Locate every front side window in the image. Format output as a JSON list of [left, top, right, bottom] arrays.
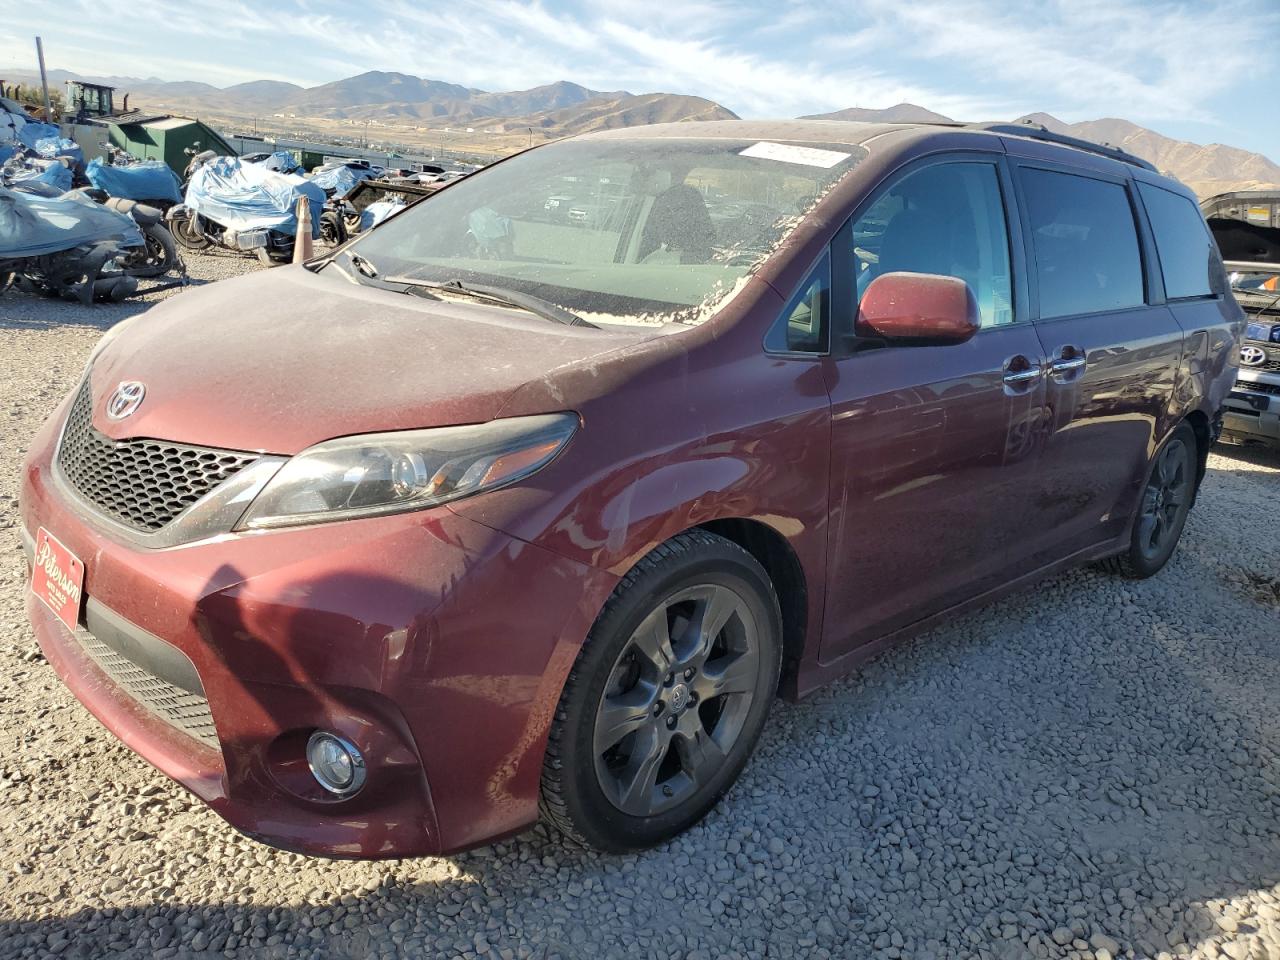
[[1020, 168, 1145, 319], [1137, 182, 1220, 299], [347, 137, 865, 326], [765, 252, 829, 353], [853, 161, 1013, 328]]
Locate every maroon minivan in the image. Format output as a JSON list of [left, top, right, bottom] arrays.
[[21, 120, 1242, 856]]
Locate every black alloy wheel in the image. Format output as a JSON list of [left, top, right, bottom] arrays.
[[593, 581, 761, 818], [540, 531, 781, 851], [1098, 422, 1198, 579]]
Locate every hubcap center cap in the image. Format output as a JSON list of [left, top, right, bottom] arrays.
[[669, 683, 691, 713]]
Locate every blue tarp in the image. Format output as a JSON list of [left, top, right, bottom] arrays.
[[310, 164, 375, 197], [8, 161, 73, 193], [85, 157, 183, 203], [359, 198, 406, 232], [0, 186, 143, 257], [186, 156, 326, 238], [258, 151, 302, 174], [16, 120, 60, 150], [34, 137, 83, 165]]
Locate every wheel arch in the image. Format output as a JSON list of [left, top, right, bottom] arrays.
[[694, 517, 810, 699], [1181, 409, 1211, 501]]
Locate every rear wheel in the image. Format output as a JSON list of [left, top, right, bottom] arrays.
[[124, 223, 179, 278], [540, 531, 781, 852], [320, 210, 346, 246], [1098, 422, 1197, 579]]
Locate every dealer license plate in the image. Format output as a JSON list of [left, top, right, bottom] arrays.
[[30, 527, 85, 633]]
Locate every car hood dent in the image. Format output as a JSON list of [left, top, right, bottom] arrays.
[[88, 266, 662, 453]]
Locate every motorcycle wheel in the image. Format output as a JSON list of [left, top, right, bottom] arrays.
[[126, 223, 180, 279], [320, 211, 346, 246], [171, 217, 212, 252]]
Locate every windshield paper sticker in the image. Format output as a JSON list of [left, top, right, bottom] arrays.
[[739, 141, 851, 168]]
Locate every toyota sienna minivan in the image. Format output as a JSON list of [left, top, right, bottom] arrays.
[[21, 120, 1242, 857]]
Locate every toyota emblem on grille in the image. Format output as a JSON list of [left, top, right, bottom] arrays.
[[1240, 345, 1267, 367], [106, 381, 146, 420]]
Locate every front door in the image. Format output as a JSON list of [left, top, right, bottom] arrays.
[[820, 155, 1049, 662]]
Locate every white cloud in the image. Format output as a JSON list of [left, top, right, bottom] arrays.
[[0, 0, 1275, 138]]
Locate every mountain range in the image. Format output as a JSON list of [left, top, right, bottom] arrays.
[[8, 67, 1278, 195], [800, 103, 1280, 197]]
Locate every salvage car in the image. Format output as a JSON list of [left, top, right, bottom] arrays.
[[1204, 191, 1280, 447], [20, 120, 1242, 857]]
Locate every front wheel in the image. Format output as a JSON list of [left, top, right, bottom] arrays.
[[170, 216, 211, 252], [540, 531, 781, 851], [1098, 422, 1197, 579]]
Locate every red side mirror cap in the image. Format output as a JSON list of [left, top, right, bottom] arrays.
[[855, 272, 980, 345]]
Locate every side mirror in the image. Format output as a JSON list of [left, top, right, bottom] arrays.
[[855, 272, 980, 345]]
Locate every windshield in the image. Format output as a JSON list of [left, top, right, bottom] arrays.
[[346, 136, 865, 325]]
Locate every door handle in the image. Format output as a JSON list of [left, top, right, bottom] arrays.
[[1050, 347, 1087, 381], [1002, 357, 1043, 387]]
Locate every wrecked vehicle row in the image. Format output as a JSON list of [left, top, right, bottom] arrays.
[[1209, 192, 1280, 448]]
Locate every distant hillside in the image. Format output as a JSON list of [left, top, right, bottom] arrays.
[[470, 81, 628, 119], [806, 102, 1280, 197], [5, 67, 733, 144], [802, 103, 952, 123], [1013, 113, 1280, 197], [220, 79, 304, 111], [528, 93, 738, 136], [12, 65, 1278, 195]]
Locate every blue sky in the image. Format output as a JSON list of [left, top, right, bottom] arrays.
[[2, 0, 1278, 161]]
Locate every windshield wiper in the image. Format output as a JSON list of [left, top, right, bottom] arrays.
[[349, 252, 380, 279], [386, 276, 595, 328]]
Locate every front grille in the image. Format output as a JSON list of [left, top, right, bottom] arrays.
[[1237, 379, 1280, 397], [57, 382, 258, 532], [72, 627, 219, 749]]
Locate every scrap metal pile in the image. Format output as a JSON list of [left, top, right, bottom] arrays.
[[0, 97, 180, 302]]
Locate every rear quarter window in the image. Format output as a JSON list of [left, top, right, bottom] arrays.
[[1020, 168, 1145, 319], [1137, 182, 1221, 299]]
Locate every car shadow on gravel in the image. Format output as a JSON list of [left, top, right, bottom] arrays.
[[5, 501, 1280, 957]]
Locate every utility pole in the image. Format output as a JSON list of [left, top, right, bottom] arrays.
[[34, 36, 52, 121]]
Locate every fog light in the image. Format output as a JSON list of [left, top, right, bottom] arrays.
[[306, 731, 366, 797]]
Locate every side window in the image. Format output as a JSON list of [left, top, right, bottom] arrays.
[[1137, 182, 1221, 299], [765, 252, 829, 354], [853, 161, 1013, 328], [1020, 168, 1145, 318]]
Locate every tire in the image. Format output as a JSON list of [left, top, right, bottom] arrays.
[[171, 216, 211, 252], [540, 530, 782, 852], [320, 210, 346, 246], [1097, 422, 1198, 579], [125, 223, 179, 278]]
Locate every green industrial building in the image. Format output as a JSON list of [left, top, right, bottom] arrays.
[[104, 114, 234, 173], [62, 80, 233, 176]]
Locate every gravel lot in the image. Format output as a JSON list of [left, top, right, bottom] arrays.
[[2, 255, 1280, 960]]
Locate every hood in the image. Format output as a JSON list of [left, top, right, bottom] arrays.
[[87, 266, 661, 454]]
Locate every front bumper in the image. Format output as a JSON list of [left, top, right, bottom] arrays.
[[20, 397, 618, 857], [1222, 369, 1280, 448]]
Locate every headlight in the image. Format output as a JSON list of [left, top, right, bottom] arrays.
[[236, 413, 577, 530]]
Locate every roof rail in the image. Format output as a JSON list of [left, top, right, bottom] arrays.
[[966, 120, 1157, 172]]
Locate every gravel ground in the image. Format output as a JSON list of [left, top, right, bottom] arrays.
[[2, 259, 1280, 960]]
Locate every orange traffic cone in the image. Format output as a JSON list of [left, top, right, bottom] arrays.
[[293, 195, 314, 264]]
